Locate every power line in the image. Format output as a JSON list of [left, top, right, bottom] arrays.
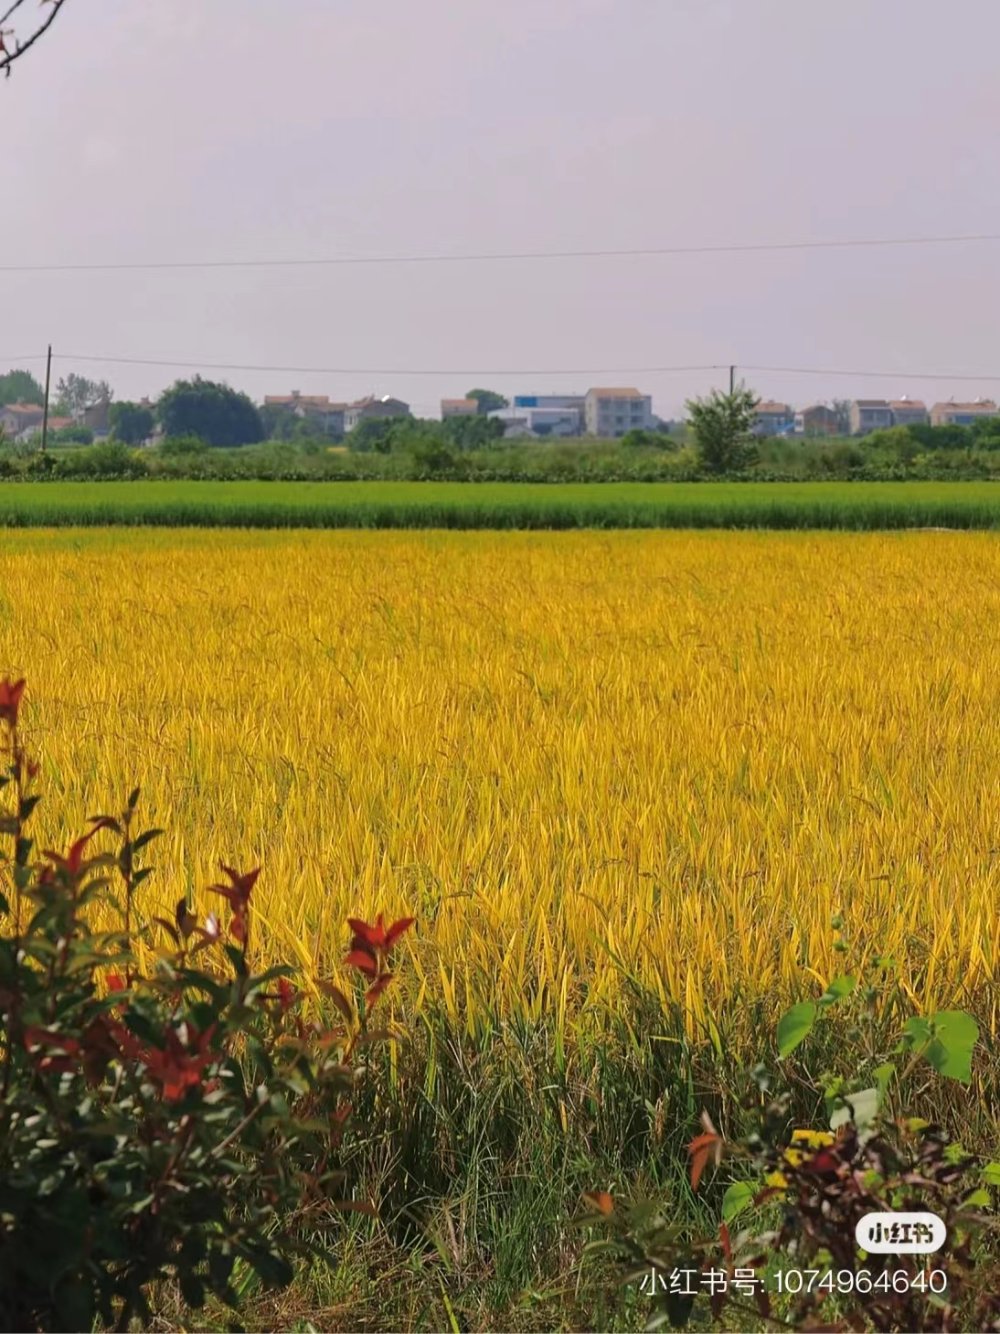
[[3, 230, 1000, 274], [50, 351, 1000, 382], [743, 363, 1000, 383], [55, 353, 726, 377]]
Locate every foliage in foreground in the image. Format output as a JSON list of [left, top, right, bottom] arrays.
[[0, 677, 413, 1331], [586, 967, 999, 1331]]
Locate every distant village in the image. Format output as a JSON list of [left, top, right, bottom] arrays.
[[0, 380, 997, 446]]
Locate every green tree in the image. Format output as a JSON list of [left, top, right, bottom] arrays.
[[0, 369, 44, 407], [440, 414, 506, 449], [109, 401, 156, 445], [345, 415, 414, 454], [54, 373, 112, 418], [830, 399, 852, 434], [465, 388, 508, 415], [686, 385, 759, 474], [908, 421, 969, 451], [157, 377, 264, 447]]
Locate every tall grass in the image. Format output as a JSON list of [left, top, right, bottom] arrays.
[[6, 526, 999, 1329], [3, 527, 998, 1038], [2, 479, 1000, 528]]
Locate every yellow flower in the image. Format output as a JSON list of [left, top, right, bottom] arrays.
[[782, 1147, 806, 1167], [765, 1171, 789, 1189], [791, 1129, 836, 1149]]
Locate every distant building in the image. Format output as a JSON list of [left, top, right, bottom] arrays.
[[441, 398, 479, 419], [489, 400, 583, 438], [753, 400, 794, 437], [890, 397, 929, 427], [849, 399, 893, 435], [930, 398, 999, 427], [0, 403, 44, 436], [583, 388, 653, 437], [343, 395, 411, 432], [794, 404, 839, 437], [81, 397, 111, 437], [264, 391, 347, 436]]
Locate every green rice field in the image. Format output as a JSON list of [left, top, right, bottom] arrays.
[[1, 479, 1000, 528]]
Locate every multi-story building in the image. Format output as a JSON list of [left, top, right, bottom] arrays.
[[753, 400, 794, 436], [441, 398, 479, 419], [930, 399, 999, 427], [264, 392, 348, 436], [583, 388, 653, 437], [343, 395, 411, 432], [890, 397, 929, 427], [849, 399, 894, 435], [794, 404, 839, 437]]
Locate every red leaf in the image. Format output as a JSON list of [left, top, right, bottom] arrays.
[[210, 865, 260, 910], [317, 980, 355, 1019], [688, 1130, 722, 1191], [0, 677, 25, 727], [582, 1190, 615, 1217], [347, 915, 387, 950], [364, 973, 395, 1007], [720, 1221, 733, 1261], [384, 915, 415, 947], [344, 948, 378, 978]]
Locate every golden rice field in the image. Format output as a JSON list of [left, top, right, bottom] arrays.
[[2, 528, 999, 1045]]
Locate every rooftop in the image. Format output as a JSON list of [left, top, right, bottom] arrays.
[[264, 393, 333, 407], [755, 400, 792, 414], [0, 402, 44, 416], [587, 387, 644, 399]]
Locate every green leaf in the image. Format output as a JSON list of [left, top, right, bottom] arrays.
[[983, 1162, 1000, 1187], [963, 1188, 991, 1208], [777, 1001, 817, 1057], [818, 975, 856, 1008], [829, 1086, 879, 1135], [872, 1062, 896, 1094], [721, 1180, 755, 1222], [906, 1010, 979, 1083]]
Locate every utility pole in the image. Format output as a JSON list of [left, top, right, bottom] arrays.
[[40, 345, 52, 453], [729, 364, 736, 394]]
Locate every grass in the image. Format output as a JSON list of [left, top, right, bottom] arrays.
[[3, 479, 1000, 527], [4, 526, 999, 1328]]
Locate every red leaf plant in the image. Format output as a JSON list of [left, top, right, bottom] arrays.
[[344, 913, 415, 1008], [0, 676, 26, 729], [207, 864, 261, 946]]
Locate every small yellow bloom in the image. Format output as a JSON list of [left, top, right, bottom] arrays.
[[782, 1147, 806, 1167], [791, 1129, 836, 1149], [765, 1171, 789, 1189]]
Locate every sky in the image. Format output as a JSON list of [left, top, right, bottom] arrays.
[[2, 0, 1000, 419]]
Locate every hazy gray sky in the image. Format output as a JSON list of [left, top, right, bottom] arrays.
[[4, 0, 1000, 417]]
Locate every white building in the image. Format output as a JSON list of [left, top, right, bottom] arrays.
[[583, 388, 654, 437]]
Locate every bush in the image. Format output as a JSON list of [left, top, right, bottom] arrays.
[[56, 441, 147, 479], [585, 936, 997, 1331], [158, 434, 209, 458], [0, 678, 413, 1331], [51, 425, 94, 446]]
